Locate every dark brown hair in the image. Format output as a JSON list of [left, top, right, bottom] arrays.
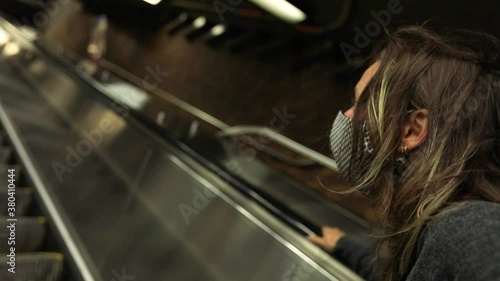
[[350, 26, 500, 280]]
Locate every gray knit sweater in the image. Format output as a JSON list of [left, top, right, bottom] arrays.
[[332, 201, 500, 281]]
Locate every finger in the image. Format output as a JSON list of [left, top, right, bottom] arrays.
[[321, 226, 331, 234], [307, 235, 327, 248], [322, 226, 339, 235]]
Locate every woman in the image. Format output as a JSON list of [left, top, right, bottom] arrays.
[[308, 26, 500, 281]]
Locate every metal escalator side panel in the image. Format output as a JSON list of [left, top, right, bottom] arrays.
[[0, 17, 364, 281]]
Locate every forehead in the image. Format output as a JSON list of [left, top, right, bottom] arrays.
[[354, 61, 380, 100]]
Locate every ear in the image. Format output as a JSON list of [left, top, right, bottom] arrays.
[[401, 109, 429, 152]]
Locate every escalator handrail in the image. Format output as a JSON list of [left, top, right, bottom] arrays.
[[216, 125, 338, 171], [94, 59, 340, 172]]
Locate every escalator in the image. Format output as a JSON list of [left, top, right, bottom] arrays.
[[0, 17, 367, 281], [0, 130, 66, 280]]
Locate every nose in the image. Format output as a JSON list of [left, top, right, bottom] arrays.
[[343, 107, 354, 118]]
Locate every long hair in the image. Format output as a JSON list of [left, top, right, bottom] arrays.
[[348, 26, 500, 280]]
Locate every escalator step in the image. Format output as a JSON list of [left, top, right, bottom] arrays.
[[0, 131, 6, 145], [0, 164, 23, 182], [0, 146, 13, 163], [0, 216, 46, 252], [0, 252, 64, 281], [0, 188, 33, 217]]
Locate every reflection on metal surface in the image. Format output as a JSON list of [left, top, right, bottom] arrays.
[[3, 42, 19, 56], [98, 60, 230, 129], [28, 59, 47, 75], [87, 15, 108, 61], [166, 153, 340, 278], [80, 109, 127, 144], [0, 16, 366, 281], [156, 111, 166, 125], [0, 28, 8, 45], [76, 59, 98, 76], [217, 126, 339, 171], [18, 26, 38, 41], [97, 59, 339, 171], [0, 55, 362, 281], [188, 120, 199, 139], [0, 105, 98, 281], [104, 82, 149, 110]]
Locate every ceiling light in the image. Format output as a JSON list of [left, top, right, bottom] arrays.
[[249, 0, 306, 23], [143, 0, 161, 5], [193, 17, 207, 29], [210, 25, 226, 37]]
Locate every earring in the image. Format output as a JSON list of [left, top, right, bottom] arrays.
[[395, 145, 410, 177], [400, 146, 408, 155]]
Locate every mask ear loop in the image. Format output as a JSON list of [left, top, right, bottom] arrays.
[[395, 147, 409, 177]]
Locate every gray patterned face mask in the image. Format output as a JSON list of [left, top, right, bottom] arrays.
[[329, 111, 374, 185]]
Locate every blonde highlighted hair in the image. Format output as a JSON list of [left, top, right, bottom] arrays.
[[348, 26, 500, 280]]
